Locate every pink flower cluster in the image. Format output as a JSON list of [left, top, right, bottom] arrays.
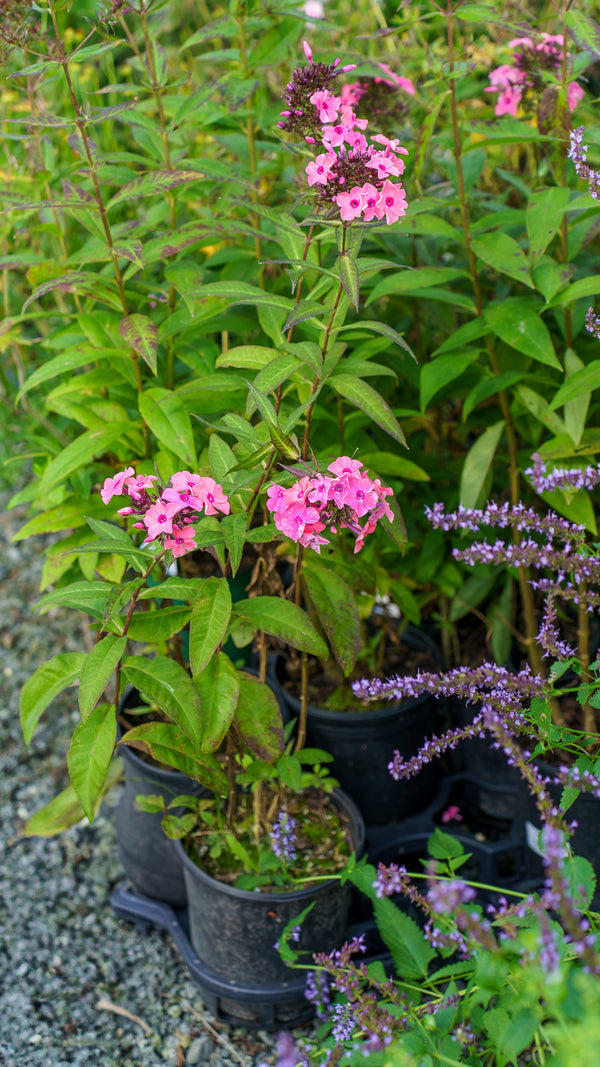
[[266, 456, 394, 554], [101, 467, 230, 558], [487, 34, 583, 117], [280, 44, 408, 226]]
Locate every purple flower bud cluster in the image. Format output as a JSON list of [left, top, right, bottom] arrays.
[[272, 1032, 308, 1067], [330, 1002, 356, 1041], [304, 969, 331, 1018], [586, 307, 600, 341], [269, 810, 297, 864], [526, 452, 600, 494], [568, 127, 600, 200], [538, 596, 575, 659]]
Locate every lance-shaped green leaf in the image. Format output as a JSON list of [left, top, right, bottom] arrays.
[[122, 656, 203, 746], [243, 377, 278, 428], [139, 387, 196, 466], [119, 722, 229, 793], [119, 314, 158, 374], [216, 345, 282, 370], [336, 320, 416, 360], [22, 271, 122, 312], [338, 252, 360, 309], [126, 605, 192, 643], [233, 673, 285, 762], [189, 578, 232, 677], [24, 758, 123, 837], [67, 702, 117, 822], [302, 561, 360, 677], [233, 597, 328, 657], [485, 300, 561, 370], [21, 652, 86, 744], [221, 514, 247, 577], [565, 8, 600, 57], [420, 352, 480, 411], [107, 170, 204, 209], [460, 420, 506, 508], [472, 232, 533, 288], [139, 576, 209, 601], [38, 423, 133, 495], [78, 635, 127, 719], [35, 581, 113, 621], [329, 374, 407, 447], [526, 187, 570, 260], [194, 653, 240, 752]]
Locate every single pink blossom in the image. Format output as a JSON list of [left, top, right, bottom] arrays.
[[305, 152, 336, 186], [495, 85, 523, 117], [441, 805, 463, 824], [143, 499, 185, 541], [124, 474, 158, 500], [374, 180, 407, 225], [359, 182, 379, 222], [377, 64, 415, 95], [164, 524, 198, 558], [334, 186, 363, 221], [101, 467, 135, 505], [328, 456, 363, 477], [309, 89, 341, 123], [568, 82, 584, 112], [191, 477, 230, 516]]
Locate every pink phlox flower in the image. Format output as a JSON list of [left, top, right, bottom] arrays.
[[328, 456, 364, 477], [359, 182, 379, 222], [371, 134, 409, 154], [170, 471, 203, 492], [164, 524, 198, 558], [306, 474, 333, 505], [306, 152, 336, 186], [334, 186, 364, 221], [124, 473, 158, 500], [344, 474, 380, 517], [374, 180, 408, 224], [266, 483, 288, 514], [568, 82, 584, 112], [275, 501, 322, 540], [377, 64, 416, 95], [366, 150, 403, 179], [486, 64, 525, 91], [143, 498, 185, 541], [353, 518, 378, 554], [508, 36, 534, 50], [441, 805, 463, 824], [321, 122, 348, 148], [303, 0, 324, 17], [495, 85, 523, 117], [101, 467, 135, 505], [309, 89, 341, 123], [340, 82, 363, 107], [303, 40, 313, 63], [339, 104, 368, 130], [162, 486, 199, 508], [299, 530, 330, 553], [343, 129, 368, 151], [191, 477, 230, 516]]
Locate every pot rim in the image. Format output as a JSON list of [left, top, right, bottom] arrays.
[[174, 787, 364, 903]]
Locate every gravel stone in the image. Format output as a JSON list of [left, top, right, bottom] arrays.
[[186, 1035, 214, 1064]]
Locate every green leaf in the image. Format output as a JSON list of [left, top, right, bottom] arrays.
[[428, 827, 466, 860], [463, 371, 525, 421], [38, 423, 133, 495], [126, 606, 192, 643], [139, 576, 208, 601], [122, 656, 203, 746], [139, 387, 196, 466], [22, 272, 122, 312], [338, 252, 360, 309], [366, 266, 468, 304], [548, 275, 600, 307], [563, 348, 590, 448], [413, 89, 450, 186], [233, 673, 284, 762], [302, 561, 360, 676], [359, 452, 429, 481], [515, 385, 565, 436], [329, 374, 407, 447], [375, 898, 435, 978], [20, 652, 86, 744], [35, 581, 112, 621], [221, 513, 247, 576], [16, 346, 127, 403], [216, 345, 281, 370], [107, 170, 204, 209], [119, 315, 158, 374], [233, 597, 328, 657], [194, 653, 240, 752], [460, 420, 505, 508], [336, 319, 416, 360], [565, 8, 600, 57], [277, 753, 303, 791], [420, 352, 480, 411], [526, 187, 571, 259], [67, 702, 117, 822], [24, 758, 123, 836], [485, 300, 561, 370], [78, 636, 127, 719], [119, 723, 228, 792], [472, 232, 533, 288], [189, 578, 232, 677]]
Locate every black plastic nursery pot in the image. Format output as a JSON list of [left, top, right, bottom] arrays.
[[115, 689, 207, 907], [279, 629, 443, 827], [175, 788, 365, 990], [446, 696, 529, 821]]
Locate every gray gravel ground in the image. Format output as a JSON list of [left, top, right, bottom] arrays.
[[0, 494, 315, 1067]]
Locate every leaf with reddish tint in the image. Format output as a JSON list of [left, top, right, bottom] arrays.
[[233, 673, 284, 762]]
